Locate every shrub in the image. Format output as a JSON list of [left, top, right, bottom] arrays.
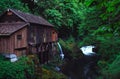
[[0, 56, 34, 79], [42, 67, 68, 79], [98, 54, 120, 79]]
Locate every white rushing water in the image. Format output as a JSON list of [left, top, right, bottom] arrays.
[[57, 42, 64, 60], [80, 45, 96, 55]]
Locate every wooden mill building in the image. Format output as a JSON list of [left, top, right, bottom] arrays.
[[0, 9, 58, 63]]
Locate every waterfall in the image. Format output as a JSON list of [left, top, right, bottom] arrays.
[[80, 45, 96, 56], [57, 42, 64, 60], [80, 45, 98, 79]]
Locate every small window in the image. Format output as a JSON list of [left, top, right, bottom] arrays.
[[53, 31, 55, 34], [17, 35, 22, 40]]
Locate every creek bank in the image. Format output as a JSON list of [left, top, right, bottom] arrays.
[[60, 46, 100, 79]]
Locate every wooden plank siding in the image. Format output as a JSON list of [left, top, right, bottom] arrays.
[[0, 27, 27, 56], [14, 27, 27, 56], [28, 25, 55, 44], [0, 37, 10, 53], [14, 27, 27, 49], [41, 27, 58, 43], [0, 25, 57, 56], [51, 29, 58, 42]]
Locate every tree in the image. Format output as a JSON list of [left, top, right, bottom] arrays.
[[88, 0, 120, 38], [0, 56, 34, 79], [77, 4, 101, 39], [0, 0, 30, 14]]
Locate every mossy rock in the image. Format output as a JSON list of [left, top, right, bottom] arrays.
[[42, 68, 68, 79]]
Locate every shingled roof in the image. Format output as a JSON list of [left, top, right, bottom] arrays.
[[8, 9, 53, 26], [0, 23, 28, 36], [0, 9, 54, 36]]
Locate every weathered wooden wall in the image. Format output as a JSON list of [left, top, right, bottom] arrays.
[[0, 27, 27, 56], [0, 37, 10, 53], [51, 29, 58, 42], [28, 24, 58, 44], [14, 27, 27, 56], [28, 25, 45, 44], [14, 27, 27, 49], [27, 25, 58, 63]]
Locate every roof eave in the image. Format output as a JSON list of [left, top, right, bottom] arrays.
[[0, 23, 29, 36], [9, 9, 28, 23], [0, 34, 10, 36], [10, 23, 28, 35], [30, 22, 54, 27]]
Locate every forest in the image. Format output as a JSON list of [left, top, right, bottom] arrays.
[[0, 0, 120, 79]]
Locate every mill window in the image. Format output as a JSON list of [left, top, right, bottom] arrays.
[[17, 35, 22, 40], [53, 32, 55, 34]]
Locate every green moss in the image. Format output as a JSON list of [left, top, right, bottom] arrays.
[[42, 68, 68, 79]]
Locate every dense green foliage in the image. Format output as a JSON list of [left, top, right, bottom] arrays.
[[0, 56, 34, 79], [42, 66, 68, 79], [98, 54, 120, 79], [0, 0, 30, 14]]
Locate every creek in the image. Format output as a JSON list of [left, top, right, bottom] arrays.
[[57, 45, 100, 79]]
